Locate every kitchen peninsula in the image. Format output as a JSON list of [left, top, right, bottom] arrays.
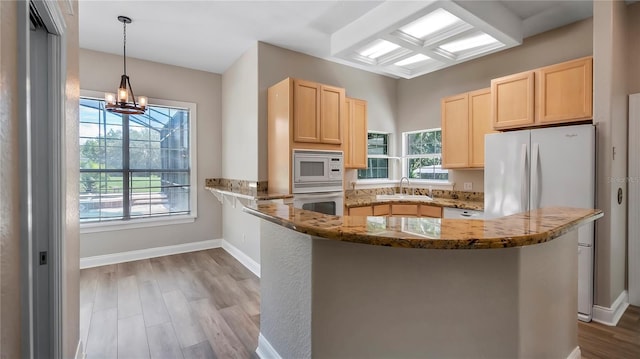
[[244, 203, 602, 359]]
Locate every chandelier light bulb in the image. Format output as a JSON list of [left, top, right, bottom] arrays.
[[105, 93, 116, 105], [118, 88, 128, 103]]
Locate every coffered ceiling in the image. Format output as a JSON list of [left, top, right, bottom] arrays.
[[79, 0, 593, 78]]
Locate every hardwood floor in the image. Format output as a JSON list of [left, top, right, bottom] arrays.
[[579, 305, 640, 359], [80, 249, 259, 359], [81, 249, 640, 358]]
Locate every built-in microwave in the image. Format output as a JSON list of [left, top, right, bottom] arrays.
[[292, 150, 343, 193]]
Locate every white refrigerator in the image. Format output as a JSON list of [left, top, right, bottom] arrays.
[[484, 124, 595, 322]]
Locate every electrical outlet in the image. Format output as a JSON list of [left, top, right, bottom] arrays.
[[463, 182, 473, 191]]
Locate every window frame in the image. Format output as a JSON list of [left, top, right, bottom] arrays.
[[79, 90, 198, 233], [402, 128, 450, 183], [357, 130, 392, 181]]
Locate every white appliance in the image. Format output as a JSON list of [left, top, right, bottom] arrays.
[[484, 124, 595, 322], [292, 150, 344, 216], [293, 191, 344, 216], [292, 150, 343, 193]]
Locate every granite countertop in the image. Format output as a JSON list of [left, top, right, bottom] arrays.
[[205, 185, 293, 201], [344, 195, 484, 211], [243, 203, 602, 249]]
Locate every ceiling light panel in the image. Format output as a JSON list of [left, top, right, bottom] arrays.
[[358, 39, 400, 59], [399, 8, 465, 40], [394, 54, 431, 67], [439, 32, 501, 53]]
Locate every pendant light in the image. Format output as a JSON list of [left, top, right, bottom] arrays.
[[105, 16, 147, 115]]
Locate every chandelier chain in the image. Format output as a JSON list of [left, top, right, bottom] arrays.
[[123, 19, 127, 76]]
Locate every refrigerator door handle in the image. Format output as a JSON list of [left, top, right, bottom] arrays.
[[520, 143, 528, 212], [531, 143, 539, 209]]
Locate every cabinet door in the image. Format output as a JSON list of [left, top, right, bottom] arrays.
[[344, 98, 353, 167], [349, 206, 373, 216], [419, 205, 442, 218], [491, 71, 535, 129], [293, 79, 321, 143], [442, 93, 469, 168], [319, 85, 344, 144], [373, 204, 390, 216], [391, 204, 418, 216], [468, 88, 493, 168], [350, 99, 368, 169], [536, 57, 592, 124]]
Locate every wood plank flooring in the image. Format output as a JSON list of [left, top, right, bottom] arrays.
[[80, 249, 259, 359], [579, 304, 640, 359], [81, 249, 640, 359]]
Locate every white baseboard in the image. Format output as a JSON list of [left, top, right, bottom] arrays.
[[256, 333, 282, 359], [80, 239, 223, 269], [222, 240, 261, 278], [592, 290, 629, 326], [566, 346, 581, 359]]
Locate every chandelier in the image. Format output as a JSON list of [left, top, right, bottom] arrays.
[[105, 16, 147, 115]]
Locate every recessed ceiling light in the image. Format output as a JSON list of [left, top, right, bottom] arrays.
[[395, 54, 430, 67], [358, 39, 400, 59], [439, 32, 501, 53], [400, 8, 464, 40]]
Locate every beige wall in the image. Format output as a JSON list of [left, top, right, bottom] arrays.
[[629, 3, 640, 95], [397, 18, 593, 191], [220, 44, 261, 263], [222, 44, 259, 181], [257, 42, 398, 181], [62, 1, 81, 356], [79, 49, 222, 257], [592, 0, 630, 308], [0, 1, 22, 357]]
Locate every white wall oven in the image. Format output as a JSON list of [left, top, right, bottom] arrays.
[[292, 150, 344, 216]]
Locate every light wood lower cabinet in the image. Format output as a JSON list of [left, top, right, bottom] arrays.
[[348, 206, 373, 216], [419, 205, 443, 218], [348, 203, 442, 218], [391, 204, 419, 216], [373, 204, 390, 216]]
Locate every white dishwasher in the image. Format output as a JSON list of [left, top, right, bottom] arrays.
[[443, 207, 484, 219]]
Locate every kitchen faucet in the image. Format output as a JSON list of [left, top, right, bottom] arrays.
[[399, 177, 411, 195]]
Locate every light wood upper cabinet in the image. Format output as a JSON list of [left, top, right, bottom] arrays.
[[442, 88, 492, 169], [491, 71, 535, 130], [536, 57, 593, 124], [344, 97, 368, 169], [292, 79, 344, 145], [319, 85, 345, 144], [293, 79, 321, 143], [268, 78, 344, 194], [490, 56, 593, 130], [441, 93, 469, 168], [468, 88, 493, 168]]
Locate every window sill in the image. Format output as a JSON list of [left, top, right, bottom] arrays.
[[80, 214, 196, 234]]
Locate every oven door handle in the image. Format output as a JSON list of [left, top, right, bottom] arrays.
[[294, 192, 343, 200]]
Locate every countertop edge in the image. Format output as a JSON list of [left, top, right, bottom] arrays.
[[243, 205, 603, 250]]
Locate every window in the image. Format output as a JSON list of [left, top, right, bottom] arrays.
[[357, 132, 390, 179], [79, 96, 197, 224], [403, 129, 448, 181]]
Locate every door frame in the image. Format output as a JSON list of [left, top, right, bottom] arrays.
[[19, 0, 68, 358]]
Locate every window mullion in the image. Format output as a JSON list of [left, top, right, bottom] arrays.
[[123, 114, 131, 219]]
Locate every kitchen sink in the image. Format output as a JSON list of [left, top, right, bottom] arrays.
[[375, 194, 433, 201]]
